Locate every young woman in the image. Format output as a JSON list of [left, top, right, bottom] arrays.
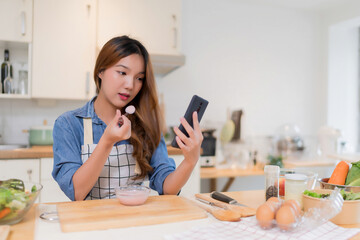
[[52, 36, 203, 201]]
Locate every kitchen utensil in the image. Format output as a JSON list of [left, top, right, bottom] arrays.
[[319, 177, 360, 193], [195, 194, 229, 209], [29, 125, 53, 146], [56, 195, 207, 233], [196, 193, 256, 217], [114, 185, 150, 206], [210, 191, 248, 207], [118, 105, 135, 126], [220, 120, 235, 143], [194, 199, 241, 222]]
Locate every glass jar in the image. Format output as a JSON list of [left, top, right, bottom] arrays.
[[284, 173, 308, 208], [264, 165, 280, 200]]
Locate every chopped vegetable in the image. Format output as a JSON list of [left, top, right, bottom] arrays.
[[345, 160, 360, 186], [328, 161, 349, 185], [304, 190, 360, 201], [0, 208, 11, 219], [0, 179, 37, 222], [303, 190, 330, 198], [340, 190, 360, 200]]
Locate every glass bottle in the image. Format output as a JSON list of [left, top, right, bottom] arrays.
[[3, 63, 13, 94], [1, 49, 13, 93], [264, 165, 280, 200]]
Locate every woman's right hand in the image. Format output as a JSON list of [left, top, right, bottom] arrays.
[[103, 109, 131, 144]]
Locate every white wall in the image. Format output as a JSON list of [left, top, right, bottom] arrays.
[[0, 1, 338, 151], [319, 1, 360, 151], [157, 0, 326, 140], [0, 99, 86, 144]]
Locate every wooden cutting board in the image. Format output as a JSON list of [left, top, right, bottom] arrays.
[[56, 195, 207, 233]]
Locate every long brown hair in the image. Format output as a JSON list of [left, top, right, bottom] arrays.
[[94, 36, 162, 179]]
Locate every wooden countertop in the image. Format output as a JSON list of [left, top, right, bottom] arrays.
[[0, 146, 54, 159], [8, 190, 360, 240], [0, 145, 183, 159], [200, 167, 264, 179]]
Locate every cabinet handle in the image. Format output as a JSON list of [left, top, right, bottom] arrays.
[[21, 11, 26, 36], [172, 15, 177, 49], [85, 72, 90, 95], [27, 169, 32, 182]]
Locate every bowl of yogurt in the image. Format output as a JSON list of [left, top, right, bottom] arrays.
[[115, 185, 150, 206]]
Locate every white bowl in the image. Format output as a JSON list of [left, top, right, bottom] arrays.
[[115, 185, 150, 206]]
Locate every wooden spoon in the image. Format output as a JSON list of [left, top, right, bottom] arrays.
[[195, 193, 256, 217], [193, 200, 241, 222]]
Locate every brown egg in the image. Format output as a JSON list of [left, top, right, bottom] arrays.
[[267, 197, 280, 203], [276, 205, 297, 231], [283, 199, 301, 216], [256, 202, 276, 229], [267, 197, 282, 210]]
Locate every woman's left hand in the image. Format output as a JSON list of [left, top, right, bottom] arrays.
[[173, 111, 203, 165]]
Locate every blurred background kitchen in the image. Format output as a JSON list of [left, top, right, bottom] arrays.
[[1, 0, 360, 201]]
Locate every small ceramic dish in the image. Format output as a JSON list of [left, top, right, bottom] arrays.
[[114, 185, 150, 206]]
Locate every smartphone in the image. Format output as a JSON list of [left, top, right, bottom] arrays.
[[171, 95, 209, 148]]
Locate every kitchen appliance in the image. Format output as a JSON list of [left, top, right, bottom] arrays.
[[200, 129, 216, 167], [274, 124, 305, 159]]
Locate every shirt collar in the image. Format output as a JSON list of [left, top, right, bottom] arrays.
[[73, 96, 103, 124]]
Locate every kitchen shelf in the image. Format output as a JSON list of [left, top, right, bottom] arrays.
[[0, 94, 30, 99]]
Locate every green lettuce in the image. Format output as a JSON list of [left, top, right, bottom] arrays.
[[345, 160, 360, 185], [340, 189, 360, 200]]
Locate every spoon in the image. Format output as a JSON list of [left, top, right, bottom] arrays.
[[193, 199, 241, 222], [118, 105, 136, 126]]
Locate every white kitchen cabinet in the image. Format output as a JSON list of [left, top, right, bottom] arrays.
[[0, 159, 40, 183], [31, 0, 97, 100], [98, 0, 182, 55], [0, 0, 33, 43], [40, 158, 70, 203]]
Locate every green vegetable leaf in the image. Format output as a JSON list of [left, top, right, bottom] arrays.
[[345, 160, 360, 185], [31, 185, 37, 193]]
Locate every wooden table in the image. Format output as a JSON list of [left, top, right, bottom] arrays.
[[200, 167, 264, 192], [7, 190, 360, 240], [201, 159, 338, 192]]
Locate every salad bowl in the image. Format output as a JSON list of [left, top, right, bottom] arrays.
[[0, 179, 42, 225]]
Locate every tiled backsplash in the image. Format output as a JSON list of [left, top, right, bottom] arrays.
[[0, 98, 87, 145]]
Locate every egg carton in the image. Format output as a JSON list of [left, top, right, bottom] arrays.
[[256, 189, 343, 232]]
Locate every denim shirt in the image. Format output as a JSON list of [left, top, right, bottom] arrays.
[[52, 97, 176, 201]]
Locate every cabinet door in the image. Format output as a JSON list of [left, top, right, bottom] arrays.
[[32, 0, 96, 100], [98, 0, 181, 55], [40, 158, 69, 203], [0, 0, 33, 42], [0, 159, 40, 183]]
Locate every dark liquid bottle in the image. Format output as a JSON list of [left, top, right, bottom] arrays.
[[1, 49, 13, 93]]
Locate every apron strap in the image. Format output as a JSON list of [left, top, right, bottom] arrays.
[[83, 118, 93, 145]]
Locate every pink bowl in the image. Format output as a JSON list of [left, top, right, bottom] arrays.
[[115, 185, 150, 206]]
